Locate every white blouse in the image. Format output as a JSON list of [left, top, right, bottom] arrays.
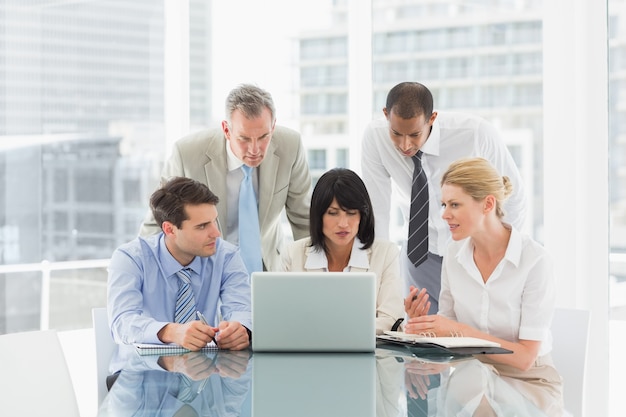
[[438, 226, 556, 356]]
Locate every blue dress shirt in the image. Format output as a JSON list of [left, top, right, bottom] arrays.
[[107, 233, 252, 347]]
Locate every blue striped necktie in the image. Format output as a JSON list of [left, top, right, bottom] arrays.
[[407, 151, 429, 267], [238, 165, 263, 274], [175, 268, 196, 323]]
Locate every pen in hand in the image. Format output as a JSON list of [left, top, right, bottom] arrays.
[[196, 311, 219, 346], [196, 310, 209, 326]]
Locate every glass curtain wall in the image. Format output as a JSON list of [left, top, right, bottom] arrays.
[[0, 0, 167, 332], [1, 0, 619, 331]]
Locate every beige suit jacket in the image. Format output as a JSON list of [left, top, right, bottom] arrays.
[[139, 125, 312, 272], [282, 238, 405, 334]]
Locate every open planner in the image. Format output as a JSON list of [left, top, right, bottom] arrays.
[[377, 331, 513, 355]]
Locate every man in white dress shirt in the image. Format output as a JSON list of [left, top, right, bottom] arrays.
[[361, 81, 527, 314]]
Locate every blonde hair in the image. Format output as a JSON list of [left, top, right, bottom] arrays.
[[441, 157, 513, 219]]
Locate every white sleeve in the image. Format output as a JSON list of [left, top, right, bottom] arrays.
[[361, 124, 393, 240]]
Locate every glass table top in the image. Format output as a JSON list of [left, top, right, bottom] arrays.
[[98, 342, 555, 417]]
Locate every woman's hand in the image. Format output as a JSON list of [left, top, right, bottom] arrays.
[[404, 286, 431, 319], [404, 314, 460, 336]]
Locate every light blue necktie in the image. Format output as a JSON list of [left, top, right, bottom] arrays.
[[238, 165, 263, 274], [175, 268, 197, 324]]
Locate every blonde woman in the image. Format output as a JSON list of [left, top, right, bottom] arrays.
[[405, 157, 563, 416]]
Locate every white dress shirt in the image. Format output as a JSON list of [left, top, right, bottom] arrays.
[[439, 226, 555, 356], [361, 112, 527, 256], [302, 237, 369, 271]]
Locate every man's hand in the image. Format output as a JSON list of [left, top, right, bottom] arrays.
[[214, 350, 251, 378], [214, 321, 250, 350], [157, 321, 218, 350], [158, 352, 217, 380]]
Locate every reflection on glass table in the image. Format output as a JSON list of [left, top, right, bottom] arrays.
[[252, 352, 376, 417], [98, 346, 556, 417], [381, 345, 555, 417], [98, 350, 252, 417]]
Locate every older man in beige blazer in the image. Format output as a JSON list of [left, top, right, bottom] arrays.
[[140, 84, 311, 272]]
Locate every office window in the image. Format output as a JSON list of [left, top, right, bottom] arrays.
[[307, 149, 327, 170], [479, 55, 510, 77], [511, 21, 542, 44], [413, 59, 441, 80], [449, 27, 475, 49], [513, 83, 542, 107], [479, 85, 511, 107], [300, 37, 347, 60], [446, 57, 473, 79], [477, 23, 508, 46], [512, 51, 543, 75], [301, 65, 347, 87], [0, 0, 166, 332], [446, 86, 475, 108], [373, 62, 409, 83], [336, 148, 349, 168]]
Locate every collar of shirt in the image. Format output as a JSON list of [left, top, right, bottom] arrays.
[[420, 112, 441, 157], [303, 237, 370, 270], [157, 233, 203, 278], [455, 223, 522, 272], [225, 138, 246, 172]]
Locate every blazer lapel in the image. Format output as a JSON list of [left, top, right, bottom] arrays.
[[203, 136, 229, 233]]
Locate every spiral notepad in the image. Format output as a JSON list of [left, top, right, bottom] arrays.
[[134, 342, 219, 356]]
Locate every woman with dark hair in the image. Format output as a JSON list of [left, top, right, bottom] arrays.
[[282, 168, 404, 334]]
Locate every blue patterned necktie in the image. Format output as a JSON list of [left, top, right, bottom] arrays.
[[175, 268, 196, 323], [407, 151, 429, 267], [238, 165, 263, 274]]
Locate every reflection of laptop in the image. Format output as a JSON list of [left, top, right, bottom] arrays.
[[252, 353, 376, 417], [251, 271, 376, 352]]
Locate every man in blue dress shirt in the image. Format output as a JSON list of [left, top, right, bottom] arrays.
[[108, 176, 252, 362]]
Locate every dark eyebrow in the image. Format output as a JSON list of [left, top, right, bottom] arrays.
[[391, 128, 421, 136], [194, 218, 216, 229], [238, 132, 271, 141]]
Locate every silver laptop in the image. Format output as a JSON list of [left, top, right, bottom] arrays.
[[251, 271, 376, 352]]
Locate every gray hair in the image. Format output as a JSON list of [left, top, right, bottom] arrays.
[[225, 84, 276, 124]]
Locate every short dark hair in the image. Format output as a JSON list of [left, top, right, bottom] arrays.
[[150, 177, 219, 230], [309, 168, 375, 253], [385, 81, 434, 120]]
